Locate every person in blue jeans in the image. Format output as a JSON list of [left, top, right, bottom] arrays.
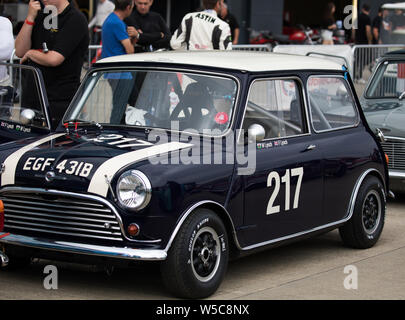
[[102, 0, 139, 123]]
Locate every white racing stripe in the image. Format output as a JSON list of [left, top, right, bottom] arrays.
[[1, 133, 66, 186], [87, 142, 193, 197]]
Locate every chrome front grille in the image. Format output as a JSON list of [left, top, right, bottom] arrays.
[[381, 139, 405, 171], [1, 191, 124, 242]]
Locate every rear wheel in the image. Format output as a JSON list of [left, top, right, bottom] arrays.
[[339, 176, 385, 249], [160, 208, 229, 299]]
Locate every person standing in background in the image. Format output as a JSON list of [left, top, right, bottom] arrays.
[[380, 8, 392, 44], [0, 16, 14, 85], [321, 2, 336, 45], [88, 0, 115, 49], [101, 0, 138, 123], [391, 9, 405, 31], [15, 0, 89, 128], [353, 3, 372, 45], [101, 0, 138, 58], [220, 2, 239, 45], [124, 0, 171, 52], [0, 15, 15, 112], [372, 7, 382, 44], [353, 4, 372, 83], [171, 0, 232, 51]]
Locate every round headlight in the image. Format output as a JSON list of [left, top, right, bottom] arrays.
[[116, 170, 151, 211]]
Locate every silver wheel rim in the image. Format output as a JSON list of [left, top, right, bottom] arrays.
[[362, 190, 382, 235], [190, 226, 221, 283]]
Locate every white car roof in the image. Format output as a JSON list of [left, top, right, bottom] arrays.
[[97, 51, 343, 72], [382, 2, 405, 9]]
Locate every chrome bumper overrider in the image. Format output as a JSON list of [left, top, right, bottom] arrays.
[[389, 170, 405, 179], [0, 232, 167, 261]]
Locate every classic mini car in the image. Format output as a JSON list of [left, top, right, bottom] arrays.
[[0, 51, 388, 298], [361, 50, 405, 193]]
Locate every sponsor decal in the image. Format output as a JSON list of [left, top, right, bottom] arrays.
[[257, 140, 288, 150], [1, 121, 31, 133]]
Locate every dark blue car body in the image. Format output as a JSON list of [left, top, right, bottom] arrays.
[[0, 52, 388, 298]]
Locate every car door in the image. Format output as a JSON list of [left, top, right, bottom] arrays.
[[307, 75, 363, 224], [239, 76, 324, 248], [0, 62, 51, 143]]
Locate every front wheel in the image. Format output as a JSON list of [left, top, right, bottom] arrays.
[[160, 208, 229, 299], [339, 176, 385, 249]]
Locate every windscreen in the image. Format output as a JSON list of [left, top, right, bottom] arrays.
[[65, 69, 238, 135]]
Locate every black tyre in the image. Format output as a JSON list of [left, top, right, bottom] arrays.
[[339, 176, 385, 249], [160, 208, 229, 299]]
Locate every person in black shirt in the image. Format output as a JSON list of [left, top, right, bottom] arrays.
[[220, 2, 239, 45], [372, 7, 383, 44], [354, 4, 372, 45], [15, 0, 89, 129], [124, 0, 171, 52], [353, 4, 372, 82], [391, 9, 405, 31]]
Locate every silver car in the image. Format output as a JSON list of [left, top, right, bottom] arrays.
[[361, 50, 405, 193]]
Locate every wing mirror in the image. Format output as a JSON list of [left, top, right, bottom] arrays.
[[20, 109, 36, 125], [376, 128, 386, 143], [248, 124, 265, 143]]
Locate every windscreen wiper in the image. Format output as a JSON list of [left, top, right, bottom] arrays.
[[399, 92, 405, 101]]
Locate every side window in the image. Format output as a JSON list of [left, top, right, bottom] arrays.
[[307, 77, 359, 132], [242, 79, 307, 140], [0, 64, 48, 128]]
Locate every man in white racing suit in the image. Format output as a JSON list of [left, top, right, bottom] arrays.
[[170, 0, 232, 51]]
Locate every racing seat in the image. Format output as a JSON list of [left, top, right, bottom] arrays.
[[290, 99, 302, 126], [170, 82, 213, 130]]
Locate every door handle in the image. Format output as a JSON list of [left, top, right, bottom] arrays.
[[304, 144, 316, 152]]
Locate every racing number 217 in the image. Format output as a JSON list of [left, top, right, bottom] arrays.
[[267, 167, 304, 215]]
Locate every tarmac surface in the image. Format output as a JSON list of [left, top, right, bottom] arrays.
[[0, 194, 404, 300]]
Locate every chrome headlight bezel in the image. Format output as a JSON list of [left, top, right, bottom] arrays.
[[116, 170, 152, 211]]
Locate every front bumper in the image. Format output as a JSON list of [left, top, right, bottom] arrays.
[[390, 170, 405, 179], [0, 232, 167, 261], [389, 170, 405, 193]]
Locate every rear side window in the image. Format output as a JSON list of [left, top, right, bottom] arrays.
[[242, 79, 307, 140], [307, 77, 359, 132]]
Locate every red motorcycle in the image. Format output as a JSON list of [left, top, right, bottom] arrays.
[[250, 25, 322, 46]]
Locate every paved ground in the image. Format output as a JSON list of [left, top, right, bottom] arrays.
[[1, 194, 404, 300]]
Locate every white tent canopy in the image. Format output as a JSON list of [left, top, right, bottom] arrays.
[[382, 2, 405, 10]]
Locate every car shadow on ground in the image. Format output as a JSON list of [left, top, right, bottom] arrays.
[[4, 232, 345, 299], [388, 192, 405, 205], [1, 232, 344, 299], [3, 193, 401, 300]]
